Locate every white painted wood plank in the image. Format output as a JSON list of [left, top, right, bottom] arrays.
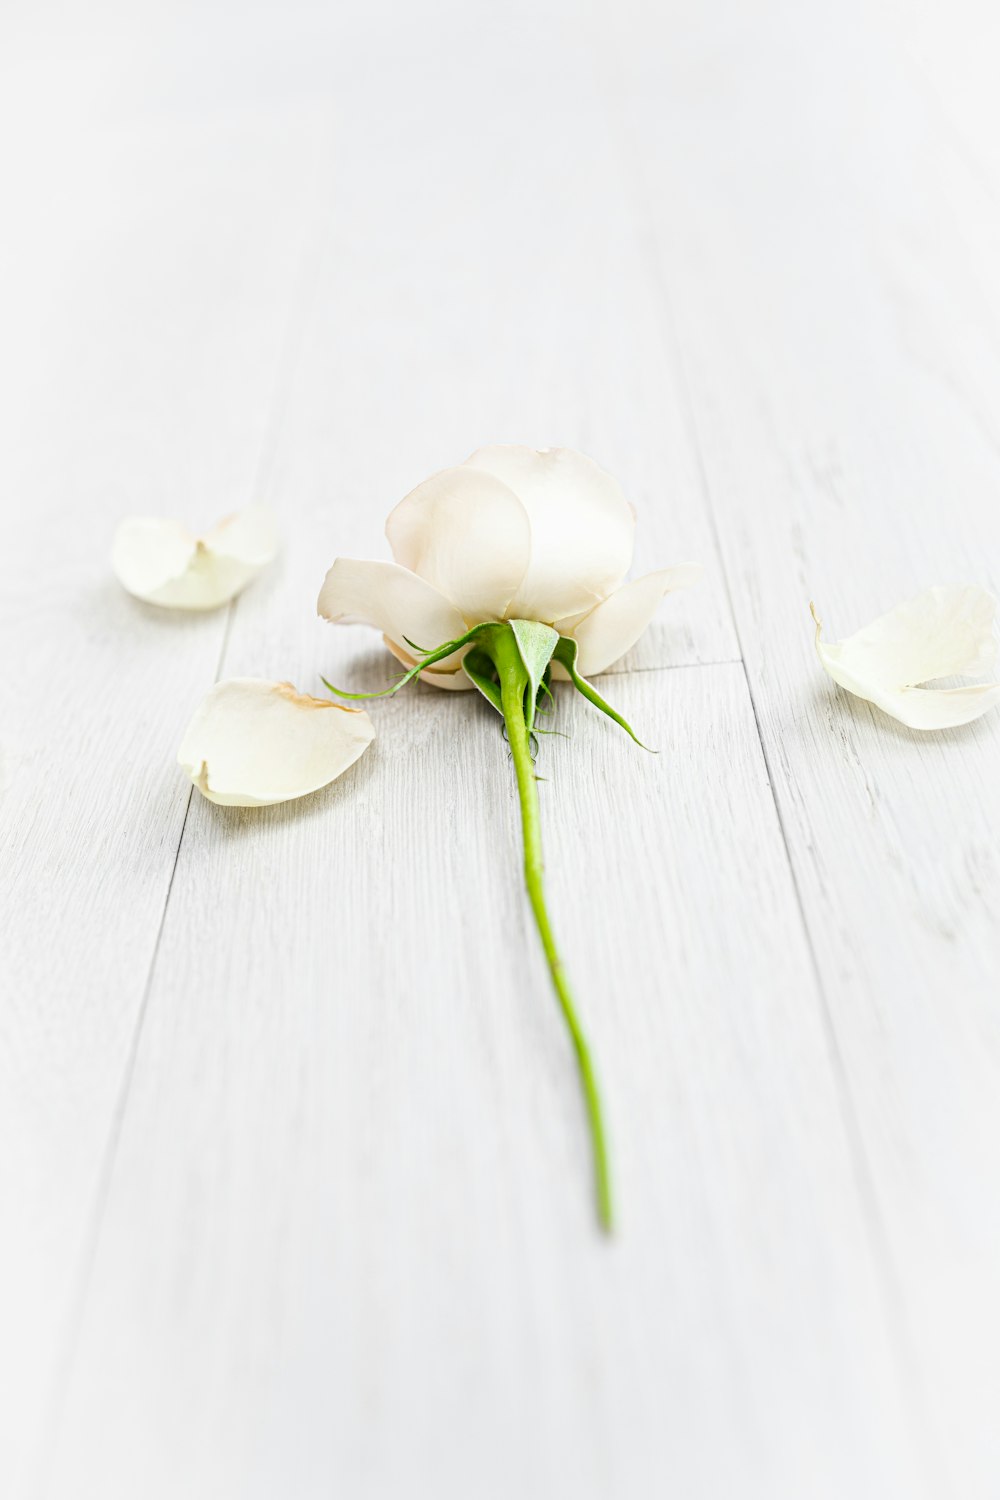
[[886, 0, 1000, 193], [607, 2, 1000, 1491], [48, 667, 921, 1500], [9, 3, 962, 1495], [0, 28, 325, 1494], [46, 8, 927, 1492], [233, 15, 738, 677]]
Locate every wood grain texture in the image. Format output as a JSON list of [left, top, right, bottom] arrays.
[[231, 0, 738, 679], [3, 0, 998, 1495], [607, 0, 1000, 1491], [46, 670, 919, 1500], [0, 22, 326, 1493]]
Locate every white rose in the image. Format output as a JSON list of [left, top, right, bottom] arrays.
[[318, 445, 700, 687]]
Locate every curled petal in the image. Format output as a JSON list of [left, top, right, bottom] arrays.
[[318, 558, 466, 663], [203, 508, 279, 569], [563, 565, 703, 676], [113, 506, 277, 610], [465, 446, 635, 623], [178, 679, 374, 806], [385, 465, 531, 623], [813, 586, 1000, 730], [384, 636, 476, 690]]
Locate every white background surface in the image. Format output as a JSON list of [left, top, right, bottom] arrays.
[[2, 1, 1000, 1495]]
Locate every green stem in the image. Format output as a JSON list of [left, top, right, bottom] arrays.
[[491, 629, 614, 1232]]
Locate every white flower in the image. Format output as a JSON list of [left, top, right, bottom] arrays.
[[317, 446, 700, 686], [178, 679, 374, 806], [113, 506, 277, 609], [812, 585, 1000, 730]]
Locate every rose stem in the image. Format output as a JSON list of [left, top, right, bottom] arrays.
[[492, 626, 613, 1233]]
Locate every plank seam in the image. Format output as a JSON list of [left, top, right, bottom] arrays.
[[35, 783, 196, 1493], [599, 58, 938, 1477], [38, 110, 340, 1482], [602, 655, 741, 676]]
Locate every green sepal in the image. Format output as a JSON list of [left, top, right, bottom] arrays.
[[322, 622, 493, 701], [552, 636, 653, 751], [462, 647, 503, 716], [509, 620, 559, 735]]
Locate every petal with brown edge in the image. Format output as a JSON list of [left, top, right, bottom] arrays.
[[178, 678, 374, 806]]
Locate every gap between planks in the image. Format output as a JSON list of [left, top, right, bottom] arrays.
[[33, 122, 339, 1494], [597, 47, 939, 1483], [39, 645, 743, 1453]]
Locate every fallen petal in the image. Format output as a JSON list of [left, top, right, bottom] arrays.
[[203, 507, 279, 569], [812, 586, 1000, 730], [178, 678, 374, 806], [113, 506, 277, 609]]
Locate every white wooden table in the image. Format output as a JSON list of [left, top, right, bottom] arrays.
[[3, 2, 999, 1495]]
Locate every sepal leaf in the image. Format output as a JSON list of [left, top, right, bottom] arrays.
[[323, 622, 493, 701], [510, 619, 559, 734], [552, 635, 652, 750], [462, 647, 503, 715]]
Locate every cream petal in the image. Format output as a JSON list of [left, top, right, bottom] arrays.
[[465, 446, 636, 623], [178, 678, 374, 806], [812, 586, 1000, 731], [113, 507, 277, 610], [383, 635, 476, 689], [112, 519, 196, 599], [204, 505, 279, 567], [385, 465, 531, 623], [564, 565, 703, 676], [318, 558, 467, 660], [857, 683, 1000, 731]]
